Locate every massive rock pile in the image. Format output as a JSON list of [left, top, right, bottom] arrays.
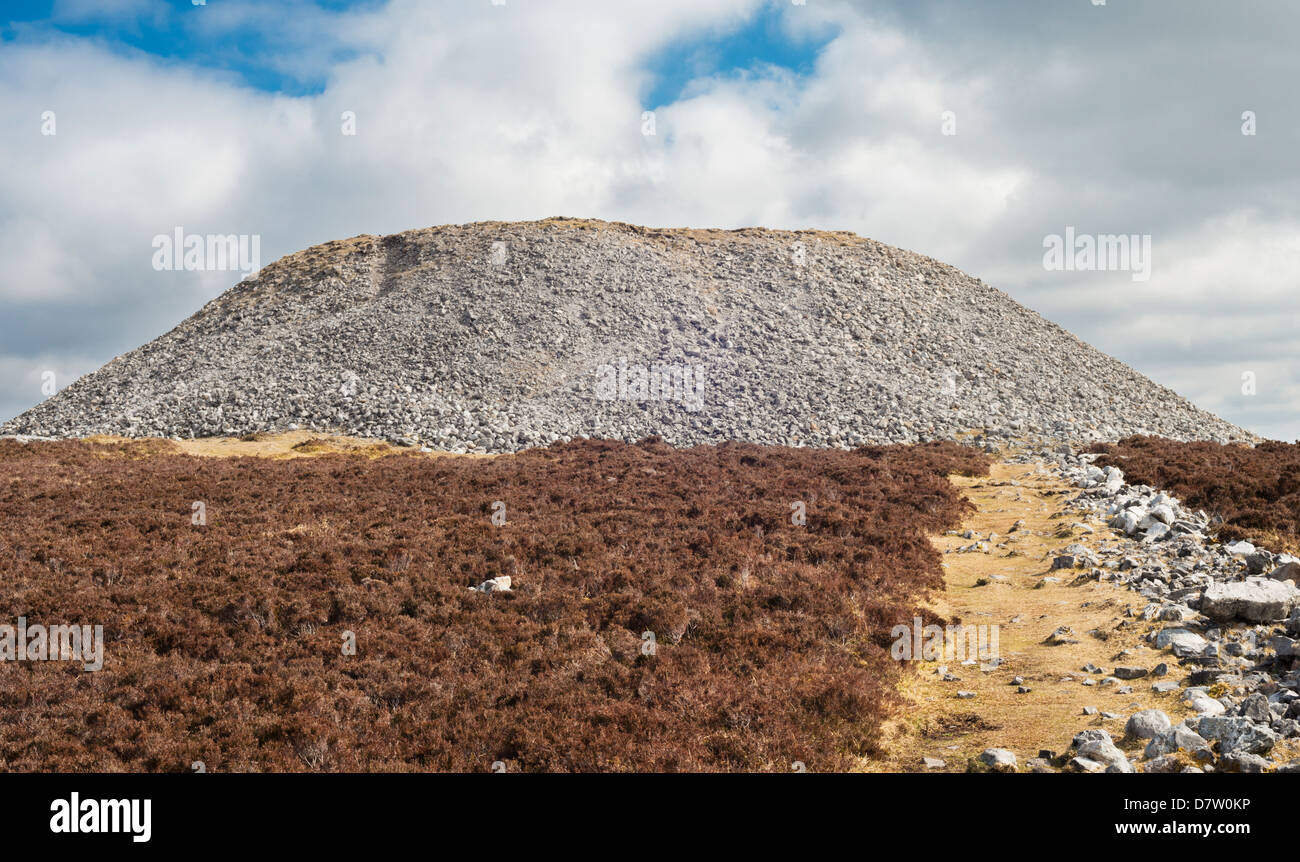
[[2, 218, 1254, 451]]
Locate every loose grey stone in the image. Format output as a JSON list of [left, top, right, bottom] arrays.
[[1, 220, 1257, 449], [1073, 729, 1113, 747], [1155, 628, 1209, 656], [1267, 561, 1300, 583], [1184, 688, 1227, 716], [1125, 709, 1172, 740], [1143, 754, 1185, 773], [1240, 693, 1272, 723], [1046, 626, 1080, 645], [1077, 738, 1134, 772], [974, 748, 1017, 773], [1067, 756, 1106, 773], [1197, 715, 1278, 755], [1144, 724, 1209, 759], [1201, 578, 1300, 623], [1218, 752, 1270, 773], [469, 575, 512, 593]]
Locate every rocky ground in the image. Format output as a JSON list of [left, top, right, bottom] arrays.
[[1, 218, 1254, 450], [1044, 447, 1299, 773], [898, 439, 1300, 774]]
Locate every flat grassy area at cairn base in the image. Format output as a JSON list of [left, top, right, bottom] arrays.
[[0, 437, 986, 772], [1095, 436, 1300, 554]]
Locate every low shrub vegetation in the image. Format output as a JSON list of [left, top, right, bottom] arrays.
[[0, 437, 986, 771]]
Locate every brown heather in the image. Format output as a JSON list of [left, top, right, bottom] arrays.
[[0, 437, 986, 772]]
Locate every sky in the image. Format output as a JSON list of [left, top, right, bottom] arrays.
[[1, 0, 1297, 439]]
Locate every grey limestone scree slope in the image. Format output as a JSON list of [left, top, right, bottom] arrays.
[[2, 218, 1253, 451]]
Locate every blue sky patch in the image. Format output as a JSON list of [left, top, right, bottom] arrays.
[[3, 1, 837, 102], [1, 0, 380, 95], [640, 2, 837, 110]]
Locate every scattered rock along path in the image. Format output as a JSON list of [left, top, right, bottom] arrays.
[[865, 457, 1299, 773]]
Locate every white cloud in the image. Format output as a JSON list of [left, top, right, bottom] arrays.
[[0, 216, 95, 301]]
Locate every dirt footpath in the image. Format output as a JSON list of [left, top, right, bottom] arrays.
[[865, 459, 1209, 772]]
